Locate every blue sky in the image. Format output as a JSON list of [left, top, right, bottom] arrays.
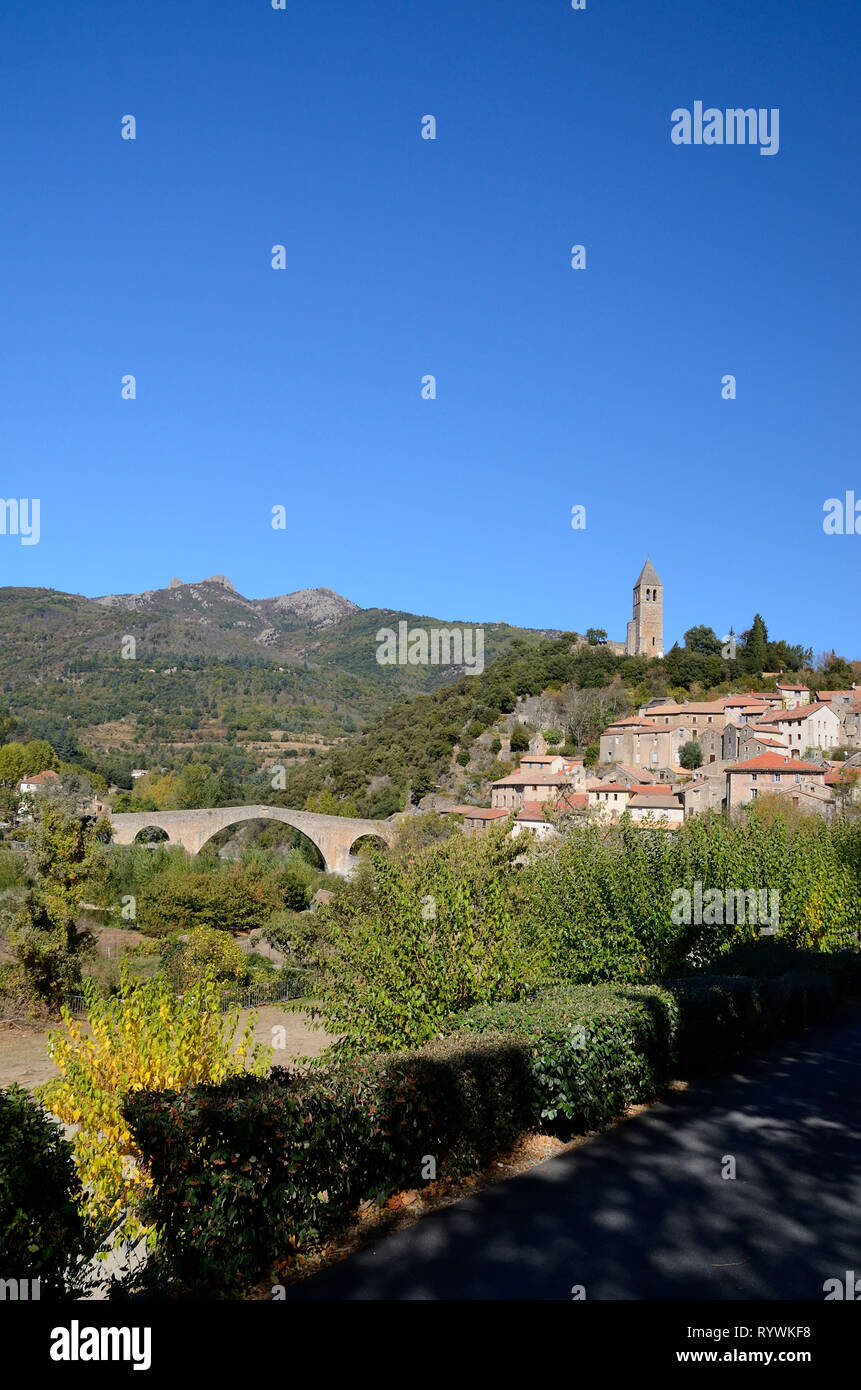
[[1, 0, 859, 657]]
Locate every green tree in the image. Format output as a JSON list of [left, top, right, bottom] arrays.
[[313, 825, 528, 1053], [683, 625, 722, 656], [0, 742, 28, 787], [136, 865, 284, 937], [742, 614, 769, 674], [586, 628, 608, 646], [22, 741, 59, 775], [509, 722, 531, 752], [679, 740, 704, 770], [7, 803, 107, 1007], [162, 926, 248, 992], [304, 789, 360, 818]]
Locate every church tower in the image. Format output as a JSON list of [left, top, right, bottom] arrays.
[[625, 558, 663, 658]]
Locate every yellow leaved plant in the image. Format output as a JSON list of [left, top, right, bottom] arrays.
[[38, 963, 271, 1248]]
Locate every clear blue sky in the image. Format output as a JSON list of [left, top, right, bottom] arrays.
[[1, 0, 859, 657]]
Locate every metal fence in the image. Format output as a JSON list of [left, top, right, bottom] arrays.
[[218, 973, 309, 1012]]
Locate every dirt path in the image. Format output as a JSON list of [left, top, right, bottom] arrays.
[[0, 1004, 331, 1093]]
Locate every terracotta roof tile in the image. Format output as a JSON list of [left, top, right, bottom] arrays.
[[726, 754, 824, 774]]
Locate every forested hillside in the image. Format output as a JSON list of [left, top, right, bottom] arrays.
[[0, 579, 547, 787]]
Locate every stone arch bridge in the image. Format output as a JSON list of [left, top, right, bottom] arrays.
[[109, 805, 398, 877]]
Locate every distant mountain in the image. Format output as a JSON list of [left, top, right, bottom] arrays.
[[95, 576, 359, 633], [266, 587, 359, 628], [0, 579, 552, 777]]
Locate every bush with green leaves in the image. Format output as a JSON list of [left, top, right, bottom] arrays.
[[679, 739, 703, 770], [126, 1035, 535, 1294], [161, 926, 249, 992], [312, 822, 530, 1054], [509, 722, 531, 753], [6, 802, 107, 1008], [456, 984, 677, 1130], [0, 1084, 96, 1295], [515, 811, 861, 986], [136, 863, 284, 937]]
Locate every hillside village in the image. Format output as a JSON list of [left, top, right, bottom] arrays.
[[445, 560, 861, 836]]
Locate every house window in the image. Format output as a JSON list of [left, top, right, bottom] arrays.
[[772, 774, 780, 783]]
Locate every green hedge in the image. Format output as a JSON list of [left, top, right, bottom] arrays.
[[0, 1084, 94, 1296], [454, 984, 678, 1130], [125, 963, 857, 1294], [126, 1036, 535, 1294], [667, 972, 841, 1074]]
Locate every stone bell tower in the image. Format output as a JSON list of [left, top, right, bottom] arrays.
[[625, 558, 663, 658]]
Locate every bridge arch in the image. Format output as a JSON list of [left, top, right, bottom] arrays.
[[348, 832, 390, 858], [132, 825, 170, 844], [109, 805, 399, 877]]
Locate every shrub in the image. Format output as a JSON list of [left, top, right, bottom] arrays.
[[136, 864, 283, 937], [161, 926, 249, 992], [455, 984, 678, 1130], [509, 723, 531, 753], [0, 849, 27, 891], [312, 825, 530, 1054], [666, 972, 843, 1074], [38, 967, 271, 1245], [126, 1037, 536, 1294], [0, 1083, 95, 1295]]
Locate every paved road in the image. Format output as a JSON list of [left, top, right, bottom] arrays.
[[289, 1005, 861, 1300]]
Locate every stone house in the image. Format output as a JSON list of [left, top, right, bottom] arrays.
[[447, 806, 511, 836], [643, 700, 729, 732], [725, 754, 827, 815], [755, 703, 842, 754], [776, 683, 810, 709], [490, 770, 574, 811], [599, 717, 691, 772], [626, 792, 684, 826]]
